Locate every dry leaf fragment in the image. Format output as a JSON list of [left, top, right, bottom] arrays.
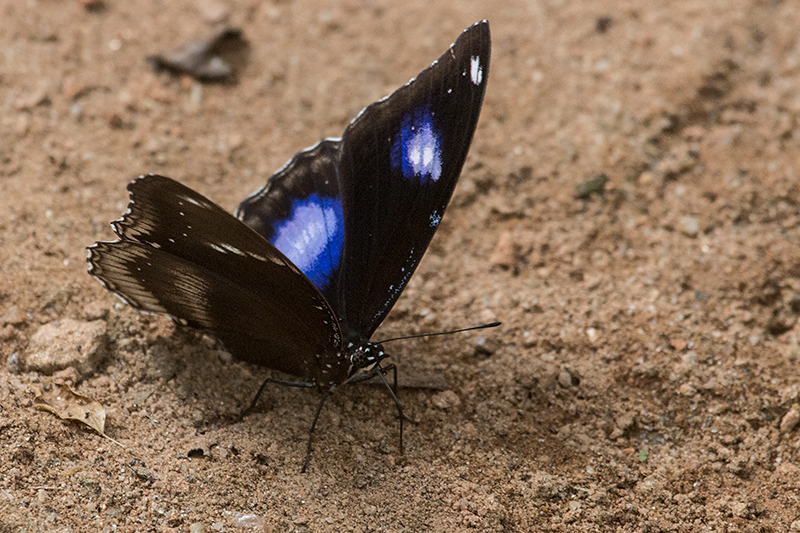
[[575, 174, 609, 199], [34, 382, 121, 445], [146, 27, 248, 82]]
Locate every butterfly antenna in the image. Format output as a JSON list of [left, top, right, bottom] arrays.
[[375, 321, 501, 344]]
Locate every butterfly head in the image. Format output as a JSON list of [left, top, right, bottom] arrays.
[[348, 341, 389, 375]]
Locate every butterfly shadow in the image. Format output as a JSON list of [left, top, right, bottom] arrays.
[[147, 329, 419, 470]]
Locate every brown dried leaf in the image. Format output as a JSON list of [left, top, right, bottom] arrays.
[[146, 27, 248, 82], [33, 382, 121, 445]]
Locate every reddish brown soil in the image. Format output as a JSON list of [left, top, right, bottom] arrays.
[[2, 0, 800, 531]]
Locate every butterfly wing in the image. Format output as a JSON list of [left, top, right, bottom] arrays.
[[236, 140, 344, 306], [336, 21, 491, 339], [88, 175, 347, 386], [236, 21, 490, 343]]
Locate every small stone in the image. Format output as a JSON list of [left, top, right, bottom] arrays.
[[586, 327, 599, 343], [25, 319, 108, 376], [131, 465, 156, 483], [1, 305, 26, 326], [790, 520, 800, 532], [199, 0, 230, 23], [558, 369, 573, 388], [83, 300, 110, 321], [731, 499, 753, 519], [611, 412, 635, 439], [217, 350, 232, 364], [6, 352, 21, 374], [189, 524, 206, 533], [682, 125, 706, 140], [62, 77, 89, 100], [0, 325, 15, 341], [670, 338, 687, 351], [489, 231, 518, 269], [678, 216, 699, 237], [52, 366, 80, 383], [638, 171, 655, 185], [431, 390, 461, 410], [235, 514, 268, 530], [479, 309, 498, 324], [473, 336, 498, 358], [780, 404, 800, 434]]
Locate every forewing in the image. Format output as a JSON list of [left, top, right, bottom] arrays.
[[336, 21, 491, 338], [235, 140, 344, 306], [88, 175, 346, 384]]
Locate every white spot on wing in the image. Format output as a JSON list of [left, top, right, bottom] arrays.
[[221, 243, 245, 256], [470, 56, 483, 85], [406, 121, 441, 181], [393, 109, 442, 183]]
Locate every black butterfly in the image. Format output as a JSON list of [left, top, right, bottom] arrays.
[[88, 21, 491, 469]]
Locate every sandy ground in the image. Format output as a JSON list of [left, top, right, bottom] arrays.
[[2, 0, 800, 531]]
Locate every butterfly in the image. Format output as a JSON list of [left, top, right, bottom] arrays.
[[88, 20, 491, 470]]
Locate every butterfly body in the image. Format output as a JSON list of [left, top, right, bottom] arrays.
[[88, 22, 490, 449]]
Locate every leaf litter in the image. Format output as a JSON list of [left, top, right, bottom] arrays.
[[33, 382, 123, 446], [146, 27, 248, 82]]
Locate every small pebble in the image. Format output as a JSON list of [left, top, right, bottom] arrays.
[[83, 300, 110, 321], [6, 352, 21, 374], [199, 0, 230, 23], [62, 77, 88, 100], [678, 216, 699, 237], [217, 350, 233, 364], [489, 231, 517, 269], [25, 318, 108, 376], [1, 305, 26, 326], [780, 404, 800, 434], [52, 366, 80, 383], [0, 325, 13, 341], [431, 390, 460, 410], [670, 338, 687, 350]]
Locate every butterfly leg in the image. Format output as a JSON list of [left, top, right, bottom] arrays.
[[367, 363, 419, 456], [301, 388, 333, 473], [237, 377, 315, 421], [370, 363, 418, 423]]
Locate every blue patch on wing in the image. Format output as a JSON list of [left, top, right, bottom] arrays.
[[390, 105, 442, 184], [270, 194, 344, 292]]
